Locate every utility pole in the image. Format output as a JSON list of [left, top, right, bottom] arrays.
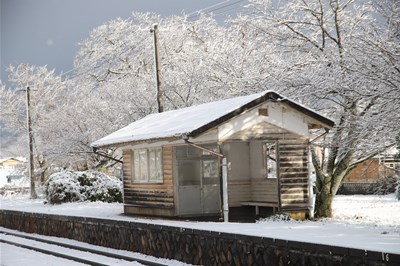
[[150, 24, 164, 113], [26, 86, 37, 199]]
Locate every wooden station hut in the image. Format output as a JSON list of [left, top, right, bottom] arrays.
[[92, 91, 334, 220]]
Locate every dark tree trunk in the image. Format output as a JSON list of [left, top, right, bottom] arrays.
[[315, 190, 334, 218]]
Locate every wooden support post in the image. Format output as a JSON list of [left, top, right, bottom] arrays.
[[26, 87, 37, 199], [222, 157, 229, 222], [151, 24, 164, 113]]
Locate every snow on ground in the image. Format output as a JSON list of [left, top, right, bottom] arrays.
[[1, 242, 87, 266], [332, 194, 400, 228], [1, 193, 399, 255]]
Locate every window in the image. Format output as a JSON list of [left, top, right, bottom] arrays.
[[178, 160, 201, 186], [176, 144, 220, 186], [202, 159, 219, 185], [202, 160, 219, 178], [132, 148, 163, 183], [176, 144, 218, 159], [263, 142, 278, 178]]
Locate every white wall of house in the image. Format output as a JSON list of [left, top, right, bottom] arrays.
[[217, 102, 310, 141], [223, 142, 251, 181], [249, 141, 265, 180]]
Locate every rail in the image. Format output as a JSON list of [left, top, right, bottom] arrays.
[[0, 229, 168, 266]]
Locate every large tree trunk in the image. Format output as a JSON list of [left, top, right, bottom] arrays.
[[314, 169, 336, 218], [312, 141, 353, 219], [313, 156, 352, 219], [315, 190, 334, 218]]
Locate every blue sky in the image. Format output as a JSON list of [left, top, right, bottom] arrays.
[[0, 0, 246, 85]]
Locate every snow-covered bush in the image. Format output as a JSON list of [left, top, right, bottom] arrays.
[[396, 183, 400, 200], [257, 213, 293, 223], [44, 171, 122, 204], [366, 176, 398, 195]]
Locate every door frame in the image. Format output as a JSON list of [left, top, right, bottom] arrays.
[[174, 145, 221, 216], [262, 140, 281, 212]]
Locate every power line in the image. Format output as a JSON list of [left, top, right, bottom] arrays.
[[205, 0, 246, 14], [15, 1, 249, 83], [60, 1, 249, 82], [214, 5, 249, 17], [186, 0, 232, 18], [187, 0, 247, 20], [58, 1, 249, 78]]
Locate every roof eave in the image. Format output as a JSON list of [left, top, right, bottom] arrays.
[[92, 91, 335, 149], [189, 91, 277, 138], [190, 91, 335, 138], [280, 98, 335, 128], [91, 136, 182, 150]]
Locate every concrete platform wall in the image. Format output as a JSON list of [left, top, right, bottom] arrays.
[[0, 210, 397, 266]]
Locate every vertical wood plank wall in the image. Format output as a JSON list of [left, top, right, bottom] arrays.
[[122, 146, 176, 216], [278, 138, 310, 211]]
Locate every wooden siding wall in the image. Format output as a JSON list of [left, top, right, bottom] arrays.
[[122, 146, 175, 216], [225, 133, 310, 211], [225, 141, 277, 207], [278, 138, 310, 211], [228, 179, 278, 207], [228, 180, 251, 206], [224, 142, 251, 206], [251, 179, 278, 202]]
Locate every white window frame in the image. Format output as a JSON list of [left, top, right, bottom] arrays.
[[132, 147, 163, 183]]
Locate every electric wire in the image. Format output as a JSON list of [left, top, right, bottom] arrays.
[[3, 0, 250, 129], [187, 0, 247, 20], [58, 0, 248, 81], [186, 0, 232, 17]]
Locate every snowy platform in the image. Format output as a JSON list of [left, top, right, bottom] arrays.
[[1, 194, 399, 256]]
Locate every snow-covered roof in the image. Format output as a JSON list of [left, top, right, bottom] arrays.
[[0, 157, 26, 164], [91, 90, 334, 148]]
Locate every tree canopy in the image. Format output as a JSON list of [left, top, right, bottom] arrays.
[[1, 0, 398, 217]]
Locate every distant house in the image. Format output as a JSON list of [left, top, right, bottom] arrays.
[[0, 157, 26, 188], [339, 148, 400, 194], [0, 157, 26, 170], [92, 91, 334, 220], [345, 160, 381, 183], [381, 148, 400, 173]]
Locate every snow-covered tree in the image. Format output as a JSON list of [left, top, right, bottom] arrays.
[[73, 13, 228, 110], [2, 3, 398, 217], [67, 14, 160, 168], [72, 5, 399, 218], [243, 0, 400, 217], [0, 64, 66, 181]]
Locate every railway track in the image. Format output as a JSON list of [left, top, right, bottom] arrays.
[[0, 229, 168, 266]]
